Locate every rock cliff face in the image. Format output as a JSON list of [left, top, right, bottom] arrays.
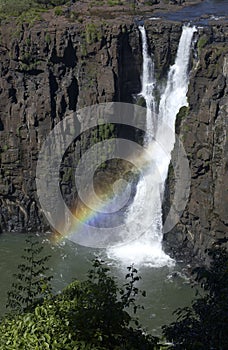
[[163, 24, 228, 263], [0, 19, 137, 232], [0, 16, 181, 233], [0, 13, 227, 264]]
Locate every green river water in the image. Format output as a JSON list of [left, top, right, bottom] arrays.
[[0, 233, 195, 336]]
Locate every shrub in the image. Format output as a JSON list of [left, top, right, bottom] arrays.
[[6, 235, 52, 313], [85, 23, 102, 44], [107, 0, 123, 6], [1, 259, 160, 349], [54, 6, 63, 16], [197, 35, 208, 55]]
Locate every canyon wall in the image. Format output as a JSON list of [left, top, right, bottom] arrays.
[[0, 13, 227, 263], [0, 18, 140, 232], [0, 16, 181, 233], [163, 24, 228, 263]]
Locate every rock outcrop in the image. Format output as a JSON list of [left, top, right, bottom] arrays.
[[163, 24, 228, 264]]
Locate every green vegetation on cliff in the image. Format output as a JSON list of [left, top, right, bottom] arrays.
[[0, 0, 69, 23]]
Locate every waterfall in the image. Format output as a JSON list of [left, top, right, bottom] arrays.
[[138, 26, 156, 140], [107, 25, 196, 267], [158, 26, 197, 161]]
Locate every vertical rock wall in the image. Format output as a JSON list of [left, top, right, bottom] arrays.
[[0, 18, 183, 234], [0, 20, 142, 232], [163, 24, 228, 264]]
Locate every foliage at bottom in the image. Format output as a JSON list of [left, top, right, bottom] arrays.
[[163, 240, 228, 350], [0, 259, 160, 349]]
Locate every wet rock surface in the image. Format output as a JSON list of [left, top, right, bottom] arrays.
[[163, 24, 228, 264]]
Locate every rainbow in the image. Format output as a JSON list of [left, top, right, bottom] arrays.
[[52, 182, 119, 243], [52, 141, 165, 246]]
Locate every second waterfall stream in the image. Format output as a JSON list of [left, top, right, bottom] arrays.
[[107, 25, 197, 267]]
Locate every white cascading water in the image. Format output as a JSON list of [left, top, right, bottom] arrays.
[[107, 25, 196, 267], [138, 25, 156, 140]]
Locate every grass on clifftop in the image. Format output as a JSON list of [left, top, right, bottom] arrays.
[[0, 0, 69, 24]]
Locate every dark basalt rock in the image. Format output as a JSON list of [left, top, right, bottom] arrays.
[[0, 13, 227, 265], [162, 25, 228, 264], [0, 17, 182, 233], [0, 20, 142, 233]]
